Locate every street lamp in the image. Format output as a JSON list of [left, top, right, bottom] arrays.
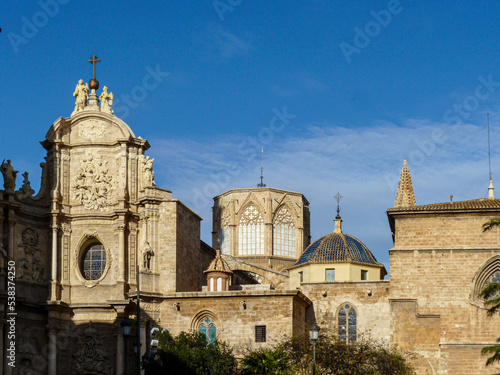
[[310, 323, 320, 375], [121, 318, 132, 375]]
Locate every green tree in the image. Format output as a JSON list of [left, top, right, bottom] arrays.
[[240, 348, 293, 375], [280, 333, 413, 375], [142, 330, 237, 375]]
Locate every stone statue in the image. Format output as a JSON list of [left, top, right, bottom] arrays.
[[1, 159, 18, 193], [99, 86, 114, 114], [142, 156, 156, 187], [18, 171, 35, 199], [72, 79, 89, 114], [143, 241, 154, 271]]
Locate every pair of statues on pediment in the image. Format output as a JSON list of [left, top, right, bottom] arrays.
[[72, 79, 114, 115]]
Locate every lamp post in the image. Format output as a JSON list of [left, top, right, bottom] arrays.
[[310, 323, 320, 375], [121, 318, 132, 375]]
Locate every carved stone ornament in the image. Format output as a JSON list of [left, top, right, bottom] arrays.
[[73, 232, 113, 288], [17, 228, 44, 284], [73, 153, 114, 210], [73, 324, 111, 374], [79, 119, 107, 140], [18, 333, 46, 374]]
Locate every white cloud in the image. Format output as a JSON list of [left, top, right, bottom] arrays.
[[204, 25, 253, 60]]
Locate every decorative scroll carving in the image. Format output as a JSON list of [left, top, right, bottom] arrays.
[[17, 228, 44, 284], [79, 119, 107, 140], [73, 325, 111, 374], [18, 334, 46, 374], [73, 154, 114, 210]]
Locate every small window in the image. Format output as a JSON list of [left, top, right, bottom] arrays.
[[338, 304, 357, 344], [326, 268, 335, 282], [255, 325, 267, 342], [361, 270, 368, 280], [81, 243, 106, 280], [299, 271, 303, 283], [199, 317, 217, 344]]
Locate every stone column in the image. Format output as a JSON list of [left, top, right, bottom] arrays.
[[118, 224, 126, 283], [265, 223, 273, 256], [7, 217, 15, 260], [47, 324, 57, 375], [50, 222, 59, 301], [115, 323, 124, 375], [229, 224, 237, 256]]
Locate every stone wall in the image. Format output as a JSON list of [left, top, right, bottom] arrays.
[[301, 281, 391, 342], [159, 289, 311, 352]]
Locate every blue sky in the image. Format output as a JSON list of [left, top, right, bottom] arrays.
[[3, 1, 500, 272]]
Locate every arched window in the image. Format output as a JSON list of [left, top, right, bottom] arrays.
[[199, 317, 217, 344], [338, 303, 357, 344], [81, 243, 106, 280], [273, 206, 296, 257], [238, 205, 264, 255], [470, 255, 500, 308]]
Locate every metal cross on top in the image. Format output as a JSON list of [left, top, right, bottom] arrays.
[[334, 192, 343, 219], [88, 54, 101, 79]]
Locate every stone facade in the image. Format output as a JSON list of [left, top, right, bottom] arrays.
[[1, 79, 499, 375]]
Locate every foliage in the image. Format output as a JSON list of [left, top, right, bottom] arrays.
[[482, 218, 500, 232], [279, 333, 413, 375], [142, 330, 237, 375], [479, 281, 500, 316], [240, 348, 293, 375]]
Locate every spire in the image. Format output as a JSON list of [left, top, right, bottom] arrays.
[[257, 147, 266, 188], [394, 160, 416, 208], [489, 180, 495, 199], [334, 192, 343, 233]]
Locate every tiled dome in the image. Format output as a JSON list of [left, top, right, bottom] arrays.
[[293, 231, 382, 268]]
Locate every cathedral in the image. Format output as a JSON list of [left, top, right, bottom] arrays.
[[1, 70, 500, 375]]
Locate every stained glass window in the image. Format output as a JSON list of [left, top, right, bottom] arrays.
[[199, 317, 217, 344], [81, 243, 106, 280], [338, 304, 357, 344]]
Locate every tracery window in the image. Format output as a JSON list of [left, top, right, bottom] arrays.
[[273, 206, 296, 257], [199, 317, 217, 344], [338, 303, 357, 344], [238, 205, 264, 255], [81, 243, 106, 280]]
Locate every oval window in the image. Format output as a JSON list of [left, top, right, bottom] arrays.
[[81, 243, 106, 280]]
